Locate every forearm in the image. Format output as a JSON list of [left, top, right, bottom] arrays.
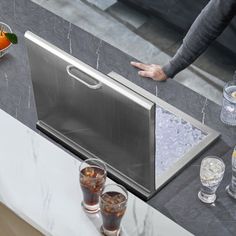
[[162, 0, 236, 78]]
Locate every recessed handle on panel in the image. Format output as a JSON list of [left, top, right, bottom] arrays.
[[66, 65, 102, 89]]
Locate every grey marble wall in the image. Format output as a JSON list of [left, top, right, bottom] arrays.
[[119, 0, 236, 55]]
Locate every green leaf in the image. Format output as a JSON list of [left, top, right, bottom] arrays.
[[5, 33, 18, 44]]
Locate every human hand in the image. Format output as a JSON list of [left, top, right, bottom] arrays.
[[130, 61, 168, 81]]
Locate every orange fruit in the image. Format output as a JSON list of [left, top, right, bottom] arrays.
[[0, 32, 11, 50]]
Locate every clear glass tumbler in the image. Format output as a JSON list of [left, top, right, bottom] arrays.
[[100, 184, 128, 236], [226, 146, 236, 199], [220, 80, 236, 126], [79, 158, 106, 213], [198, 156, 225, 204]]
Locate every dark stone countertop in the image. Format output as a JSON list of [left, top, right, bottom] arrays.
[[0, 0, 236, 235]]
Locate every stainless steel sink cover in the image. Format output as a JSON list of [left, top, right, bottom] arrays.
[[25, 31, 220, 200]]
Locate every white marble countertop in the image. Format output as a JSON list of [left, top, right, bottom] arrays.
[[0, 109, 192, 236]]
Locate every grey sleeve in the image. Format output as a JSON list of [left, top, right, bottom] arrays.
[[162, 0, 236, 78]]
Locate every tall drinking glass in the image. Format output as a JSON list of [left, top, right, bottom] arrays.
[[220, 80, 236, 126], [198, 156, 225, 204], [79, 158, 106, 213], [226, 146, 236, 198], [100, 184, 128, 236]]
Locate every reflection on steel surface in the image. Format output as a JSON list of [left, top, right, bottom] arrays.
[[25, 31, 220, 200]]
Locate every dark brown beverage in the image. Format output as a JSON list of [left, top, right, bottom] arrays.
[[80, 166, 106, 207], [100, 191, 127, 231]]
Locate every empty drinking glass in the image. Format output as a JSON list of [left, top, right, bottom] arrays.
[[198, 156, 225, 204], [79, 158, 107, 213], [100, 184, 128, 236]]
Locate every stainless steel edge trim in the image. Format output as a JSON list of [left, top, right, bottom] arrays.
[[155, 134, 218, 189], [107, 72, 220, 189], [66, 65, 102, 89], [24, 31, 153, 110]]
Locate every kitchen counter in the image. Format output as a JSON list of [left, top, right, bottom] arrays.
[[0, 0, 236, 235], [0, 109, 192, 236]]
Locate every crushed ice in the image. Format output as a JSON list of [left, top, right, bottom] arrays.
[[155, 106, 207, 176]]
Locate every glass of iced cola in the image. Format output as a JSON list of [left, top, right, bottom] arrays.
[[100, 184, 128, 236], [79, 158, 107, 213]]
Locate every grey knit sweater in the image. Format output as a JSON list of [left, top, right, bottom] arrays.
[[162, 0, 236, 78]]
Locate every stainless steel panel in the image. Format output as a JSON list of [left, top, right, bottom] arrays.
[[25, 31, 155, 194], [108, 72, 220, 192], [25, 31, 220, 200]]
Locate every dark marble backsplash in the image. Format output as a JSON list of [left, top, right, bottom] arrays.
[[119, 0, 236, 55]]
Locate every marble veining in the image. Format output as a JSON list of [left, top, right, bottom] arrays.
[[155, 85, 158, 97], [30, 131, 38, 163], [67, 22, 72, 54], [96, 39, 102, 70], [28, 85, 31, 109], [201, 97, 208, 124], [0, 109, 192, 236], [4, 72, 8, 91]]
